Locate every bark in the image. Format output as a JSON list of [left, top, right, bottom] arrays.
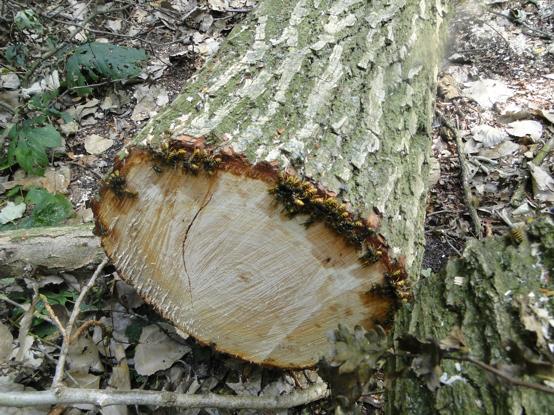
[[387, 218, 554, 414], [93, 0, 448, 368], [0, 224, 103, 276]]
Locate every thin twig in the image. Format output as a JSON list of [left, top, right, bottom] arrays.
[[0, 383, 329, 409], [46, 17, 186, 46], [426, 209, 458, 217], [52, 258, 109, 387], [69, 320, 106, 344], [447, 355, 554, 395], [0, 294, 54, 324], [482, 21, 512, 50], [487, 10, 553, 40], [438, 112, 482, 237], [67, 161, 103, 180], [442, 234, 462, 257], [38, 294, 66, 336]]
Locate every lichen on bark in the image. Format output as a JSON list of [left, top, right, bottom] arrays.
[[387, 217, 554, 414]]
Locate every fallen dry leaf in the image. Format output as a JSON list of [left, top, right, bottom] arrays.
[[67, 335, 104, 374], [0, 322, 13, 362], [134, 324, 191, 376], [2, 166, 71, 194], [0, 202, 26, 224], [59, 120, 79, 136], [479, 140, 519, 159], [539, 109, 554, 125], [437, 73, 461, 100], [0, 73, 20, 90], [528, 162, 554, 202], [506, 120, 543, 141], [102, 344, 130, 415], [131, 85, 168, 121], [84, 134, 114, 155], [471, 125, 509, 148], [463, 79, 514, 109]]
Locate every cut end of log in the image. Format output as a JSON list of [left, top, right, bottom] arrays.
[[92, 142, 407, 368]]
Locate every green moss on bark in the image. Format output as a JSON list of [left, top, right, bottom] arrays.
[[387, 217, 554, 414]]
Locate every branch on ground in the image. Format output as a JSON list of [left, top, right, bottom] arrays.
[[0, 384, 329, 410]]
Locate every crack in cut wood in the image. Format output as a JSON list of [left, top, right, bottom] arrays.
[[182, 192, 213, 308]]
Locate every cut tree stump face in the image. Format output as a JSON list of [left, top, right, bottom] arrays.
[[94, 149, 395, 368]]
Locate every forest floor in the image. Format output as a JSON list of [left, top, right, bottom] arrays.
[[0, 0, 553, 414]]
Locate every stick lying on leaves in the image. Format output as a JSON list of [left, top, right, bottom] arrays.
[[438, 112, 483, 237], [0, 384, 329, 410]]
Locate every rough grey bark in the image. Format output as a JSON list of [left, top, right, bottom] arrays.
[[131, 0, 448, 274], [387, 218, 554, 414], [0, 224, 103, 276]]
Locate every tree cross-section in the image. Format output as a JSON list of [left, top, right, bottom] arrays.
[[93, 0, 447, 368]]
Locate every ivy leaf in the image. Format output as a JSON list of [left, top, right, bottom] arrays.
[[39, 289, 76, 306], [2, 124, 62, 175], [66, 42, 147, 95], [20, 187, 73, 227], [5, 43, 28, 67], [28, 90, 59, 111], [14, 9, 43, 33]]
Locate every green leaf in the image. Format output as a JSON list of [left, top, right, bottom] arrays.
[[126, 320, 147, 344], [5, 43, 28, 67], [2, 124, 62, 175], [0, 187, 75, 231], [66, 42, 147, 95], [33, 323, 58, 339], [18, 187, 73, 228], [14, 9, 43, 33], [60, 112, 73, 123], [28, 90, 59, 112], [40, 289, 76, 306], [5, 185, 23, 199]]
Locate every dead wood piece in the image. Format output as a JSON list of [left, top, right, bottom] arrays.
[[0, 383, 329, 410], [0, 224, 104, 276], [439, 113, 483, 237]]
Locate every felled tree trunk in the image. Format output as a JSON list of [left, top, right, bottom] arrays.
[[93, 0, 447, 368], [387, 219, 554, 414]]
